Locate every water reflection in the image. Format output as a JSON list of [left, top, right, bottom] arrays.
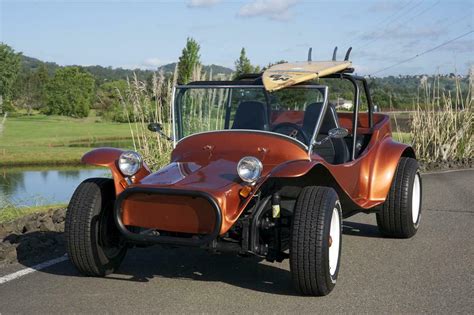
[[0, 167, 110, 207]]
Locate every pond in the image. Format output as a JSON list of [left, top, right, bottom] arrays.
[[0, 167, 111, 208]]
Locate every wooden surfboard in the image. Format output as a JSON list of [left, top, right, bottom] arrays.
[[262, 61, 352, 92]]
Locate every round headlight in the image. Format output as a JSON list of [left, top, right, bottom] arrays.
[[118, 151, 142, 176], [237, 156, 263, 183]]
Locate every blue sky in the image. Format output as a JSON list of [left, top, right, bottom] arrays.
[[1, 0, 473, 76]]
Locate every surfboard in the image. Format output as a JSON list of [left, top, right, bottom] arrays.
[[262, 60, 352, 92]]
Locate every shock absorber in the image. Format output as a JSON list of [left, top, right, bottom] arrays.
[[272, 193, 283, 262]]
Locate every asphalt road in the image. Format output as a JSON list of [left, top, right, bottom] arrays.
[[0, 170, 473, 314]]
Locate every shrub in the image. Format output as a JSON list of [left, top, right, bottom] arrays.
[[410, 75, 473, 163]]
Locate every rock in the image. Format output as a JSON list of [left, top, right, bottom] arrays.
[[52, 209, 66, 224], [24, 220, 40, 233], [0, 243, 17, 263], [54, 222, 65, 232], [39, 217, 56, 232], [0, 224, 10, 239], [0, 207, 69, 265], [3, 234, 19, 244]]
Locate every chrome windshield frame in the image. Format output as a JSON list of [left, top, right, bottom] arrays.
[[307, 86, 329, 159], [173, 84, 329, 156]]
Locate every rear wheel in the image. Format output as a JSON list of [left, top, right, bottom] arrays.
[[65, 178, 127, 276], [376, 157, 422, 238], [290, 186, 342, 296]]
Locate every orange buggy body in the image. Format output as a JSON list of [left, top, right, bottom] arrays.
[[66, 60, 422, 296]]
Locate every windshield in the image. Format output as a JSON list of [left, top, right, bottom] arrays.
[[173, 85, 328, 148]]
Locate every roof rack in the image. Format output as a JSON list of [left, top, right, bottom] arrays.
[[234, 73, 262, 80]]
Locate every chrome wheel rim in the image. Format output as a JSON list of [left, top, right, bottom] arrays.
[[412, 173, 421, 224], [329, 206, 341, 276]]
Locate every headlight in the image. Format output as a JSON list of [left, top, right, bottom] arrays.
[[237, 156, 262, 183], [118, 151, 142, 176]]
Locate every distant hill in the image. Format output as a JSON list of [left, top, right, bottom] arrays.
[[19, 55, 233, 83], [158, 62, 234, 77]]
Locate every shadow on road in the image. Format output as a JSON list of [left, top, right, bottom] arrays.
[[342, 221, 382, 238], [2, 231, 66, 265], [11, 220, 381, 296]]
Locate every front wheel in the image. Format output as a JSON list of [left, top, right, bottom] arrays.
[[65, 178, 127, 276], [290, 186, 342, 296]]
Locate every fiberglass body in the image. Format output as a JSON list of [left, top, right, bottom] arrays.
[[82, 77, 414, 238]]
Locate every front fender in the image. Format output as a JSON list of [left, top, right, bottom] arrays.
[[268, 159, 317, 178], [82, 148, 151, 195]]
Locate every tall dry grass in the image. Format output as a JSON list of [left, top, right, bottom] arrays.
[[411, 75, 473, 163], [122, 65, 229, 170], [120, 69, 176, 170], [122, 66, 472, 167]]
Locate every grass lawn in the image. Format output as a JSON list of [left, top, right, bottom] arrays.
[[0, 114, 414, 166], [0, 114, 133, 166]]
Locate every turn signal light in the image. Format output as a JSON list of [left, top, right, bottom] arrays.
[[239, 185, 253, 198]]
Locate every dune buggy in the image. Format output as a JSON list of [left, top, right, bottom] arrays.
[[65, 57, 422, 296]]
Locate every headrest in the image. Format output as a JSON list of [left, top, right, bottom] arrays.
[[302, 102, 338, 135], [232, 101, 267, 130]]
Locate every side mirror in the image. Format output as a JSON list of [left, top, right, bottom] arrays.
[[314, 127, 348, 146], [147, 122, 172, 141], [147, 122, 162, 133], [328, 127, 348, 139]]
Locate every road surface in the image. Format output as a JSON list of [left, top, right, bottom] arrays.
[[0, 170, 473, 313]]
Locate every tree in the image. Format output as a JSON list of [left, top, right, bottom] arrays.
[[263, 60, 287, 71], [0, 43, 21, 112], [44, 67, 95, 117], [94, 80, 130, 122], [177, 37, 201, 84], [13, 63, 50, 112], [234, 48, 257, 79]]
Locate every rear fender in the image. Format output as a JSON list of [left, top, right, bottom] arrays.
[[367, 137, 415, 202], [266, 138, 417, 209], [82, 148, 151, 195]]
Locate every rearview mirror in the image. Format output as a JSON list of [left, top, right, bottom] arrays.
[[314, 127, 349, 147], [147, 122, 172, 141], [147, 122, 162, 133], [328, 127, 348, 139]]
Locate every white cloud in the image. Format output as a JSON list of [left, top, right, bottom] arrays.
[[120, 57, 165, 70], [187, 0, 221, 8], [238, 0, 299, 21], [142, 57, 162, 68]]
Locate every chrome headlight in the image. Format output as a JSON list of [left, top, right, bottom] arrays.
[[118, 151, 142, 176], [237, 156, 262, 183]]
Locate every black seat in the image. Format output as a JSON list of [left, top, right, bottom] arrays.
[[302, 102, 350, 164], [232, 101, 268, 130]]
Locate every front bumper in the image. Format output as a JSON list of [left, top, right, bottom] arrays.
[[114, 187, 223, 246]]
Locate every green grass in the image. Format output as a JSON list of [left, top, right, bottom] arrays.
[[0, 203, 66, 223], [0, 114, 133, 166], [393, 132, 412, 144]]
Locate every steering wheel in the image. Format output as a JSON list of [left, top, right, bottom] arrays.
[[271, 122, 310, 145]]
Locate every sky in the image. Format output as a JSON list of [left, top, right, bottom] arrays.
[[1, 0, 473, 76]]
